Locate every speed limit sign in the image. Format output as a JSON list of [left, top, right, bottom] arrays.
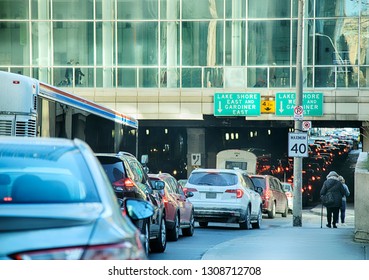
[[288, 132, 308, 157]]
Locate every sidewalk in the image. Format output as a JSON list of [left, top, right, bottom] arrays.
[[201, 203, 369, 260]]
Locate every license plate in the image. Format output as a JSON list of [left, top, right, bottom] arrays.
[[206, 192, 216, 199]]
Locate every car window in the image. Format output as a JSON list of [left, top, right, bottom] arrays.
[[189, 172, 238, 186], [169, 177, 181, 193], [269, 178, 276, 190], [238, 174, 247, 188], [98, 157, 127, 184], [164, 178, 175, 193], [274, 179, 283, 192], [177, 184, 185, 195], [283, 184, 292, 192], [0, 144, 99, 204], [127, 159, 145, 184], [250, 177, 265, 189], [243, 175, 255, 191]]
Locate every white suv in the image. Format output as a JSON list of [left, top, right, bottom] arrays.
[[186, 168, 263, 229]]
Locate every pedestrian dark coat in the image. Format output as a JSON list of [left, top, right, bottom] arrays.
[[320, 171, 346, 208]]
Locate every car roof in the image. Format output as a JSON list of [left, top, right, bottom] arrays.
[[0, 136, 76, 146], [190, 168, 248, 175], [148, 173, 174, 180]]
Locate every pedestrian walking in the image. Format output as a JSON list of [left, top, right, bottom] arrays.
[[65, 59, 74, 86], [320, 171, 346, 228], [338, 175, 350, 225], [75, 62, 84, 86]]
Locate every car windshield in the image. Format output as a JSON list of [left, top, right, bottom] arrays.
[[0, 142, 100, 204], [250, 177, 266, 189], [188, 172, 238, 186]]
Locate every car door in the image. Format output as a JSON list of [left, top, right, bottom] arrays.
[[126, 158, 162, 230], [162, 177, 177, 223], [272, 177, 286, 212], [172, 178, 192, 224], [242, 173, 260, 216]]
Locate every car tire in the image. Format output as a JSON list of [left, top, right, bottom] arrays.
[[150, 215, 167, 253], [167, 213, 180, 241], [252, 206, 262, 229], [182, 211, 195, 236], [239, 206, 251, 230], [267, 201, 276, 219], [282, 202, 288, 217], [142, 220, 150, 257], [199, 221, 208, 227]]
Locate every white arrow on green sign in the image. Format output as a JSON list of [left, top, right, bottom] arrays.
[[214, 93, 261, 116], [275, 92, 323, 116]]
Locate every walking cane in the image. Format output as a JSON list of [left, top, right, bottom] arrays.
[[320, 203, 323, 228]]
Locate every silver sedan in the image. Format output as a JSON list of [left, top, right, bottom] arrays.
[[0, 136, 152, 260]]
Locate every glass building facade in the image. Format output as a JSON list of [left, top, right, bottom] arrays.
[[1, 0, 369, 90]]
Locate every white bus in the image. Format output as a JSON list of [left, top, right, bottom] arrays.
[[0, 71, 38, 137], [0, 71, 138, 154], [216, 149, 258, 174]]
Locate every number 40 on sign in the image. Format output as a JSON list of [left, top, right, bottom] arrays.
[[288, 132, 309, 157]]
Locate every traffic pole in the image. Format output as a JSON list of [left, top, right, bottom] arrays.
[[292, 0, 304, 227]]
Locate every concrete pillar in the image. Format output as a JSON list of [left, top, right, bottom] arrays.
[[102, 0, 113, 87], [354, 152, 369, 242], [166, 0, 178, 88], [37, 0, 50, 83], [362, 123, 369, 152], [186, 128, 206, 178], [65, 107, 73, 139]]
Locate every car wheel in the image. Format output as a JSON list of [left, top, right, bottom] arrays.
[[142, 220, 150, 256], [182, 211, 195, 236], [282, 202, 288, 217], [267, 201, 276, 219], [239, 206, 251, 229], [150, 215, 167, 253], [199, 221, 208, 227], [252, 206, 262, 229], [167, 213, 180, 241]]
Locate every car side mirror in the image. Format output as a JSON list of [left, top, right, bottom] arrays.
[[186, 191, 194, 198], [123, 198, 154, 221], [152, 180, 165, 191]]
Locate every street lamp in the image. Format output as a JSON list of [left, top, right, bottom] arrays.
[[315, 33, 349, 87]]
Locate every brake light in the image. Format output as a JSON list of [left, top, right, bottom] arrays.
[[264, 190, 270, 200], [113, 178, 135, 189], [11, 238, 145, 260], [186, 187, 198, 193], [162, 195, 169, 207], [225, 189, 244, 198]]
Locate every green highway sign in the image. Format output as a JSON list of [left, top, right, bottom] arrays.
[[275, 92, 323, 116], [214, 93, 261, 116]]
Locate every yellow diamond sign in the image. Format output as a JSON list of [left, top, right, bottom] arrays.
[[261, 100, 275, 114]]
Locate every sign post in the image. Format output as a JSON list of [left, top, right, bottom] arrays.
[[293, 0, 305, 227]]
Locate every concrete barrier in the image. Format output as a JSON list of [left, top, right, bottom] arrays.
[[354, 151, 369, 242]]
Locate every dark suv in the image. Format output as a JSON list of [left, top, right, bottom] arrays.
[[96, 152, 166, 255]]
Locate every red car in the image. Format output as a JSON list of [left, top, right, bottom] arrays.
[[250, 174, 289, 219], [149, 173, 195, 241]]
